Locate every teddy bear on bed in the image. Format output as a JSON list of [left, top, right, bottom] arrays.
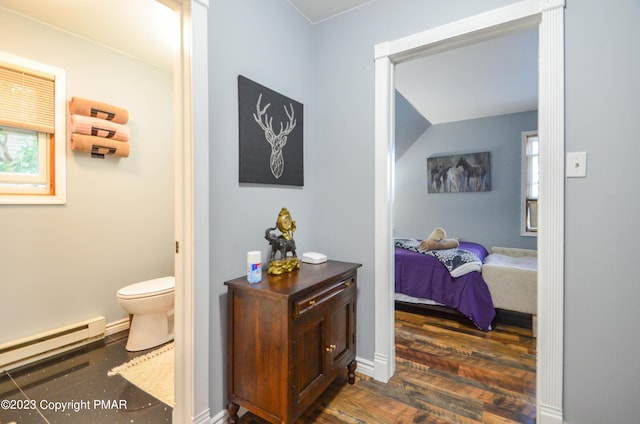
[[420, 227, 460, 251]]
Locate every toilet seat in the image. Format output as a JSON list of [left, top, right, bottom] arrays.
[[117, 276, 174, 299]]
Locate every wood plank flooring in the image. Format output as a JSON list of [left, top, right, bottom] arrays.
[[240, 308, 536, 424]]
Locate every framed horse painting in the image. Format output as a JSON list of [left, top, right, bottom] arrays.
[[427, 151, 491, 193]]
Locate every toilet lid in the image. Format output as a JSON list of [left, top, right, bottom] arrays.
[[118, 276, 175, 299]]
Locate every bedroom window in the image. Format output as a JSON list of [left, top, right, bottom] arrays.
[[521, 131, 538, 235], [0, 52, 66, 204]]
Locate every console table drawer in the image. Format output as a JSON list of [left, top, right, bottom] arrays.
[[294, 276, 355, 319]]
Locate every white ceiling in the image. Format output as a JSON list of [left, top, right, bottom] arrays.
[[0, 0, 538, 124], [396, 27, 539, 124], [0, 0, 369, 69], [289, 1, 538, 123], [0, 0, 178, 71], [287, 0, 374, 23]]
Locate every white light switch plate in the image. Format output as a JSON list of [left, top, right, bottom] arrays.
[[566, 152, 587, 178]]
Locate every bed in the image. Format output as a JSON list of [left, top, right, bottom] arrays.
[[394, 239, 495, 330], [482, 246, 537, 334]]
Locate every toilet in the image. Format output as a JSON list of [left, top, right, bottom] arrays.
[[117, 276, 175, 352]]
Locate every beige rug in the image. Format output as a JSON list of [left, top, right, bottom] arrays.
[[108, 342, 174, 407]]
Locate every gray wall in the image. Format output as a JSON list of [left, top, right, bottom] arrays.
[[564, 1, 640, 423], [310, 0, 518, 369], [207, 0, 640, 422], [207, 0, 315, 413], [394, 111, 538, 250], [395, 91, 431, 159]]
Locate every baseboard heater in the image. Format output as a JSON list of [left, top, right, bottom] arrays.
[[0, 316, 106, 372]]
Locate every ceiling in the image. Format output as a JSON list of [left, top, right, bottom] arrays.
[[0, 0, 538, 124], [0, 0, 178, 71], [396, 27, 538, 124], [287, 0, 374, 23], [287, 1, 538, 124], [0, 0, 369, 70]]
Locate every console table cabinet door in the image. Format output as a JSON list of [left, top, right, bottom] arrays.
[[292, 281, 356, 417], [327, 285, 356, 370], [292, 311, 328, 413]]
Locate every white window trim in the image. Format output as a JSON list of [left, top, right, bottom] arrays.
[[521, 130, 538, 237], [0, 52, 66, 205]]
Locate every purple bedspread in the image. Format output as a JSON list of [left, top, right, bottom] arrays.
[[395, 241, 495, 330]]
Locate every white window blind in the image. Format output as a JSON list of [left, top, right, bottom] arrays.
[[0, 62, 55, 134]]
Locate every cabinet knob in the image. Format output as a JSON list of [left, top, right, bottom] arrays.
[[345, 281, 351, 287], [325, 344, 336, 352], [308, 300, 316, 306]]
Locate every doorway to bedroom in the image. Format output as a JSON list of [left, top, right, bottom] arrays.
[[374, 2, 565, 422], [391, 24, 538, 421]]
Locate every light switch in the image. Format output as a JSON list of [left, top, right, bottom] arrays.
[[566, 152, 587, 178]]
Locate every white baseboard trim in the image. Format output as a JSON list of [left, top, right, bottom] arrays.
[[356, 355, 375, 378], [210, 408, 234, 424], [105, 318, 129, 336], [192, 407, 211, 423], [373, 351, 392, 383], [211, 408, 227, 423], [539, 404, 564, 424]]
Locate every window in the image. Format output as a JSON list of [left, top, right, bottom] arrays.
[[0, 52, 66, 204], [521, 131, 538, 235]]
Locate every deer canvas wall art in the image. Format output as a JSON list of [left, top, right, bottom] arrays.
[[238, 75, 304, 186]]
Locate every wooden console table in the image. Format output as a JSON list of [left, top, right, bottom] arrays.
[[225, 260, 360, 423]]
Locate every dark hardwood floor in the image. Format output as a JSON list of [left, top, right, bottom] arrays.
[[0, 309, 534, 423], [241, 308, 536, 423]]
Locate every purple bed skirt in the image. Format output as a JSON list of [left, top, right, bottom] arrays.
[[395, 241, 495, 330]]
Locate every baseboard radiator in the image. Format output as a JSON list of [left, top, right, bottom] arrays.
[[0, 317, 106, 372]]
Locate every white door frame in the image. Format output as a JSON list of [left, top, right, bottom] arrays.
[[373, 1, 565, 423], [162, 0, 210, 422]]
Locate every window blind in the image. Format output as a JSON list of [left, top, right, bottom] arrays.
[[0, 62, 55, 134]]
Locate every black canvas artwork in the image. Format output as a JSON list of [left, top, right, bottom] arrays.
[[238, 75, 304, 186]]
